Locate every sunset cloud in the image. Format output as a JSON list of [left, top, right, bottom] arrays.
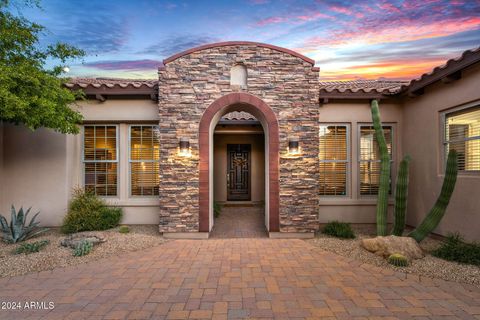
[[23, 0, 480, 80]]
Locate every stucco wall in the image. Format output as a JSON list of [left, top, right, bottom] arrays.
[[0, 99, 160, 226], [213, 133, 265, 203], [1, 124, 70, 226], [317, 101, 403, 223], [158, 43, 320, 233], [402, 63, 480, 242]]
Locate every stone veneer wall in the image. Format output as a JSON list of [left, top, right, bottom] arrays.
[[158, 44, 319, 233]]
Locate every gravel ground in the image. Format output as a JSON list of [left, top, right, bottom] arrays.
[[307, 224, 480, 286], [0, 225, 168, 278]]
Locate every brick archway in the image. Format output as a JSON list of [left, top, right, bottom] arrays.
[[199, 93, 279, 233]]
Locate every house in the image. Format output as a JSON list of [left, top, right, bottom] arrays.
[[0, 42, 479, 241]]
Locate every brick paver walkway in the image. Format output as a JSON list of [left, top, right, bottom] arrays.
[[1, 239, 479, 319], [210, 206, 267, 238]]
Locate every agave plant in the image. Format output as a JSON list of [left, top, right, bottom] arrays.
[[0, 206, 48, 243]]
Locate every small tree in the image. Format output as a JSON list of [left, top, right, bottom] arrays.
[[0, 0, 85, 134]]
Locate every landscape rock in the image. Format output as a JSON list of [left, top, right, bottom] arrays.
[[61, 233, 106, 249], [361, 235, 424, 261]]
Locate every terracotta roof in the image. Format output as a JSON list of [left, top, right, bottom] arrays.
[[319, 80, 409, 95], [399, 46, 480, 95], [221, 111, 257, 121], [65, 78, 157, 100], [65, 77, 157, 89]]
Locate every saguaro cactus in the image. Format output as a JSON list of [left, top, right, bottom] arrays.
[[371, 100, 391, 236], [409, 150, 458, 242], [392, 155, 411, 236]]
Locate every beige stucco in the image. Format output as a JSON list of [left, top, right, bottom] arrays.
[[402, 63, 480, 242], [213, 133, 265, 203], [0, 99, 160, 226]]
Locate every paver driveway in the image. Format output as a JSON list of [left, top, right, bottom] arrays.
[[1, 239, 479, 320]]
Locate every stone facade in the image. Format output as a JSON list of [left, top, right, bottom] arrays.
[[158, 43, 319, 233]]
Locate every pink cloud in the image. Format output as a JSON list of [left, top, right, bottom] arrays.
[[84, 59, 162, 70], [256, 16, 287, 26], [299, 17, 480, 49], [297, 11, 332, 22], [329, 5, 353, 15], [255, 11, 332, 26], [377, 2, 401, 13]]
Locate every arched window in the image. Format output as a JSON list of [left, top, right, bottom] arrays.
[[230, 64, 247, 87]]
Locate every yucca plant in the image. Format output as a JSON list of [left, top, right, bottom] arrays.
[[388, 253, 408, 267], [73, 240, 93, 257], [0, 206, 48, 243]]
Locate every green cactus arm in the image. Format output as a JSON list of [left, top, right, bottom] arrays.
[[371, 100, 391, 236], [392, 155, 411, 236], [408, 150, 458, 242]]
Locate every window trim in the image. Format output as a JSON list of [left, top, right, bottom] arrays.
[[128, 124, 160, 197], [440, 101, 480, 175], [357, 123, 395, 198], [81, 124, 120, 197], [319, 123, 351, 197]]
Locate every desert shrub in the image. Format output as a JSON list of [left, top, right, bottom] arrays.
[[73, 240, 93, 257], [214, 202, 222, 218], [432, 233, 480, 266], [14, 240, 50, 254], [322, 221, 355, 239], [119, 225, 130, 234], [61, 188, 123, 234]]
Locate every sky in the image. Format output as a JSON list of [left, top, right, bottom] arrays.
[[16, 0, 480, 80]]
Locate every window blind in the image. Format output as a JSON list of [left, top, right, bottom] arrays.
[[130, 125, 160, 196], [359, 126, 393, 196], [445, 107, 480, 171], [83, 125, 118, 196], [319, 125, 348, 196]]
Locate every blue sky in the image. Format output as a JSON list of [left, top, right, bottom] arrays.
[[16, 0, 480, 80]]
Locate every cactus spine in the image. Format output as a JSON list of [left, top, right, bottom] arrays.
[[388, 253, 408, 267], [392, 155, 411, 236], [409, 150, 458, 242], [371, 100, 391, 236]]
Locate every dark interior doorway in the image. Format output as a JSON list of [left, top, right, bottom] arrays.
[[227, 144, 251, 201]]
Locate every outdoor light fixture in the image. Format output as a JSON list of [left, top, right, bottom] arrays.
[[178, 137, 191, 157], [287, 136, 301, 156]]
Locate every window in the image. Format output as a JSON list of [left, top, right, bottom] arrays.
[[319, 125, 348, 196], [83, 125, 118, 196], [444, 106, 480, 172], [129, 125, 160, 196], [230, 64, 247, 87], [359, 125, 393, 196]]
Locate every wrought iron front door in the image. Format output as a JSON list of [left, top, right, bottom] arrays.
[[227, 144, 251, 201]]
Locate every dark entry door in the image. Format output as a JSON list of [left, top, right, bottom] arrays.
[[227, 144, 251, 201]]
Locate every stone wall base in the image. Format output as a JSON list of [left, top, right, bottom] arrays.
[[162, 232, 209, 239], [269, 232, 314, 239]]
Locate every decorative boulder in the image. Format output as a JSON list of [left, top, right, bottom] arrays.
[[61, 233, 106, 249], [361, 235, 424, 261]]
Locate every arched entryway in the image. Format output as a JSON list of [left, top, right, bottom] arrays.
[[199, 93, 279, 233]]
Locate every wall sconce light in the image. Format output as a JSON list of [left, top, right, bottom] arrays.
[[287, 136, 301, 156], [178, 137, 192, 157]]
